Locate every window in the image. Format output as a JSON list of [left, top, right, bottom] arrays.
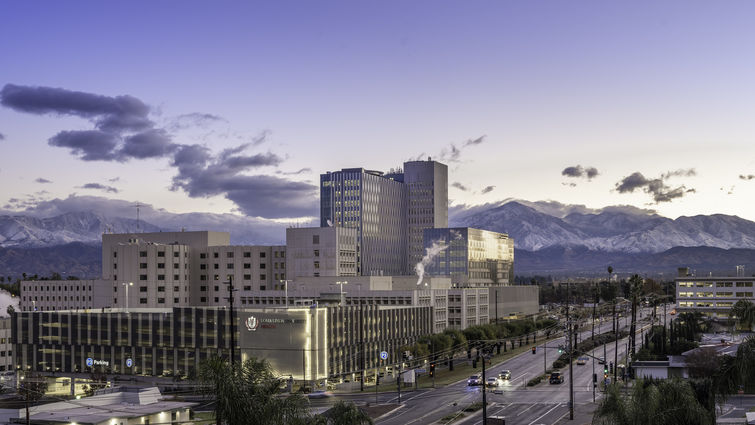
[[140, 263, 148, 269], [158, 251, 165, 257], [140, 251, 147, 257], [244, 263, 251, 269], [213, 252, 219, 258], [280, 251, 285, 258], [214, 286, 220, 291], [113, 287, 117, 293], [200, 275, 207, 281], [274, 251, 279, 258], [214, 264, 219, 269], [227, 263, 234, 269], [244, 285, 252, 291], [260, 252, 266, 258], [200, 253, 207, 259], [244, 252, 251, 258], [260, 285, 266, 290], [140, 275, 148, 281], [140, 286, 148, 292], [314, 249, 320, 257], [158, 298, 165, 304], [200, 264, 207, 270], [173, 263, 179, 269], [214, 275, 219, 281], [214, 297, 219, 302], [157, 275, 165, 281], [158, 263, 165, 269], [227, 252, 234, 258], [113, 263, 118, 269], [174, 297, 179, 303], [314, 261, 320, 269], [173, 274, 179, 280], [200, 297, 207, 302], [244, 274, 251, 280], [200, 286, 207, 291], [158, 286, 165, 292], [174, 286, 180, 291], [260, 263, 266, 269], [313, 235, 320, 244], [140, 298, 147, 304], [260, 274, 266, 280], [113, 252, 117, 258]]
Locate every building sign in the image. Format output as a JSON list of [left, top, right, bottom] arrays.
[[245, 316, 259, 331], [126, 358, 133, 367], [245, 315, 303, 331], [86, 357, 109, 367]]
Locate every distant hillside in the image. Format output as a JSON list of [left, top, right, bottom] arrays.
[[0, 243, 101, 279], [516, 245, 755, 277]]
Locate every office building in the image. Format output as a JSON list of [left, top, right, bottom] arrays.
[[676, 267, 755, 318], [286, 227, 358, 278], [422, 227, 514, 286], [404, 160, 448, 272], [320, 168, 407, 276]]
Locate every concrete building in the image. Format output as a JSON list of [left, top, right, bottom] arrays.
[[320, 168, 407, 276], [286, 227, 358, 278], [19, 279, 108, 312], [676, 267, 755, 318], [404, 160, 448, 272], [423, 227, 515, 286]]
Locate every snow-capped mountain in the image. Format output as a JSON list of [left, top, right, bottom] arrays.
[[451, 201, 755, 253], [0, 211, 161, 248]]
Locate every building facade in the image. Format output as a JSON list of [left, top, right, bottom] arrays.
[[19, 280, 108, 312], [423, 227, 515, 286], [320, 168, 407, 276], [676, 272, 755, 318], [286, 227, 358, 278], [404, 160, 449, 272]]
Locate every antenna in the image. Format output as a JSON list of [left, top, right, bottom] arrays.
[[133, 201, 143, 233]]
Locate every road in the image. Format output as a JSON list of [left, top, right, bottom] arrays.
[[312, 304, 675, 425]]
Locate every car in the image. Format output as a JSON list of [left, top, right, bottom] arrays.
[[498, 370, 512, 380], [307, 390, 333, 399], [549, 372, 565, 384], [577, 357, 588, 365], [670, 309, 676, 315], [467, 375, 482, 386], [598, 357, 605, 365], [486, 377, 501, 387]]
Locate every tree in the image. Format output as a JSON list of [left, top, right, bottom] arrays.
[[316, 400, 373, 425], [730, 299, 755, 331], [198, 356, 312, 425], [593, 379, 713, 425], [18, 372, 49, 425], [628, 274, 644, 355]]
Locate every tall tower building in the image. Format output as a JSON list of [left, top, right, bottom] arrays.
[[320, 168, 407, 276], [405, 159, 448, 272]]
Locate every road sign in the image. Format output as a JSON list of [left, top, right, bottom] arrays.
[[416, 368, 426, 373], [86, 357, 93, 367], [126, 358, 133, 367], [379, 351, 388, 360]]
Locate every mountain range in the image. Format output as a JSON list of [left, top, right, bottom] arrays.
[[1, 201, 754, 278]]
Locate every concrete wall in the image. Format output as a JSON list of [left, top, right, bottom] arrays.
[[489, 285, 539, 321]]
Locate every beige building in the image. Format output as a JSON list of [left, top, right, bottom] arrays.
[[676, 267, 755, 318], [286, 227, 358, 278], [19, 279, 108, 312]]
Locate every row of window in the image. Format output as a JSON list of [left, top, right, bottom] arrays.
[[199, 251, 285, 259], [23, 285, 92, 292], [133, 251, 188, 258], [199, 262, 283, 270]]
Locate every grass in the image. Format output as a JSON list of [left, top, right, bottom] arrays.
[[192, 411, 215, 425]]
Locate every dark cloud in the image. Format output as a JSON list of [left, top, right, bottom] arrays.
[[170, 143, 316, 218], [0, 84, 151, 132], [48, 130, 120, 161], [662, 168, 696, 179], [435, 135, 486, 163], [463, 135, 486, 147], [451, 182, 469, 192], [615, 171, 695, 203], [562, 165, 599, 180], [481, 185, 495, 194], [35, 178, 52, 184], [249, 129, 271, 146], [0, 132, 5, 140], [80, 183, 119, 193], [562, 182, 578, 187], [739, 174, 755, 181], [120, 129, 176, 159]]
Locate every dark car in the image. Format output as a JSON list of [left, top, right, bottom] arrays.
[[549, 372, 564, 384]]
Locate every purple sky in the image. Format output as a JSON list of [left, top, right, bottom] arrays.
[[2, 1, 755, 221]]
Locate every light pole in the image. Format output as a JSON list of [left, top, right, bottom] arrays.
[[224, 275, 237, 366], [280, 279, 292, 307], [336, 281, 348, 305], [122, 282, 133, 311]]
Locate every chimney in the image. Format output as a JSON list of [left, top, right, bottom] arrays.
[[677, 267, 690, 277]]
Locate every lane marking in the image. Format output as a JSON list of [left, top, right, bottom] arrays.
[[528, 403, 564, 425]]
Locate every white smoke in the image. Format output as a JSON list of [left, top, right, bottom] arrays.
[[0, 290, 20, 317], [415, 240, 449, 285], [327, 219, 333, 227]]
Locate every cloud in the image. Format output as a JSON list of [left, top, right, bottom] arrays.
[[35, 178, 52, 184], [0, 132, 5, 140], [170, 143, 316, 218], [739, 174, 755, 181], [1, 84, 176, 162], [615, 171, 695, 203], [562, 165, 599, 180], [276, 168, 312, 175], [451, 182, 469, 192], [435, 135, 486, 163], [80, 183, 119, 193], [108, 177, 120, 183], [481, 185, 495, 194], [662, 168, 696, 179], [167, 112, 226, 131], [463, 135, 485, 147]]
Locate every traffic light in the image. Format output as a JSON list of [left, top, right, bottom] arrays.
[[531, 346, 537, 355], [610, 362, 614, 374], [429, 362, 436, 377], [558, 345, 564, 354], [593, 373, 597, 383], [604, 366, 609, 374]]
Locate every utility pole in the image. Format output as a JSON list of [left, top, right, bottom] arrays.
[[592, 280, 596, 403], [227, 274, 236, 366], [360, 303, 365, 392], [397, 363, 402, 403], [566, 280, 574, 420], [481, 349, 488, 425]]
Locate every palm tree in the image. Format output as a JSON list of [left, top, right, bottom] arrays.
[[730, 299, 755, 331], [593, 379, 713, 425], [628, 274, 643, 356]]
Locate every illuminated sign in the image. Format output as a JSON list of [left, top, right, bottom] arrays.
[[245, 316, 259, 332], [86, 357, 109, 367]]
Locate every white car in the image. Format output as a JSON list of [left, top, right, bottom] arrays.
[[486, 377, 501, 387]]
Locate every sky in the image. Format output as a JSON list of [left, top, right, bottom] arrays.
[[2, 1, 755, 222]]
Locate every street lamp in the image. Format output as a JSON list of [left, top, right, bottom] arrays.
[[335, 281, 348, 306], [122, 282, 133, 311], [280, 279, 292, 307]]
